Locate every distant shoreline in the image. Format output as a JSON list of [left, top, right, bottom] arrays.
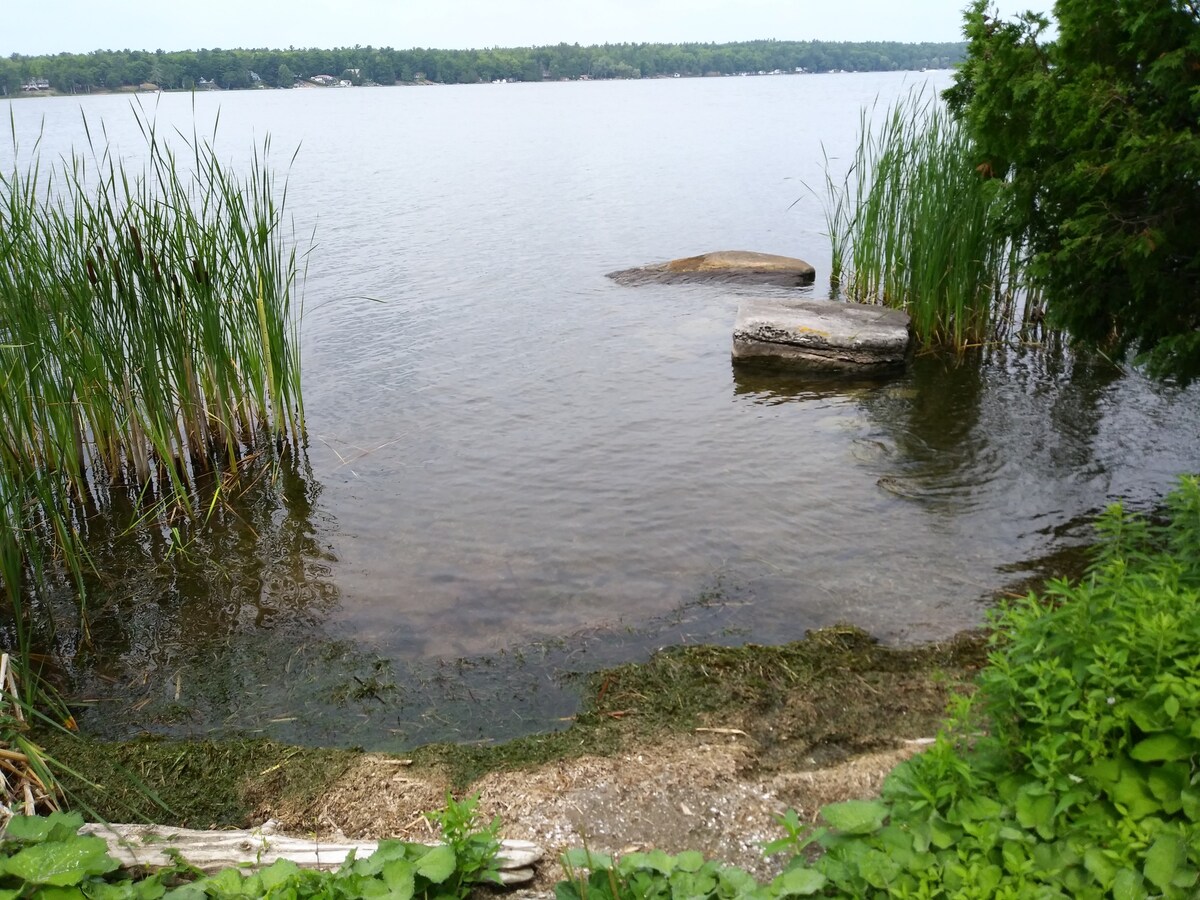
[[2, 39, 963, 97], [5, 66, 957, 101]]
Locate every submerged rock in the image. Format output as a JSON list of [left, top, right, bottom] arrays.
[[610, 250, 816, 286], [733, 298, 911, 373]]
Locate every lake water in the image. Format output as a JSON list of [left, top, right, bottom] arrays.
[[5, 74, 1200, 748]]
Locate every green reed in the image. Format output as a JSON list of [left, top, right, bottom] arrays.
[[818, 91, 1037, 351], [0, 106, 305, 676]]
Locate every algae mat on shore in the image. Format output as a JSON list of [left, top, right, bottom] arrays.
[[43, 627, 986, 837]]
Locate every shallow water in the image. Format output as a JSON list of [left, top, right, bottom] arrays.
[[4, 74, 1199, 748]]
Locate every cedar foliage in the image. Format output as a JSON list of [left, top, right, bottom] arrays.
[[945, 0, 1200, 382]]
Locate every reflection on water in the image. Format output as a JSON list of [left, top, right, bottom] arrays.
[[731, 359, 897, 404], [70, 446, 756, 746], [855, 346, 1134, 518], [69, 450, 341, 737]]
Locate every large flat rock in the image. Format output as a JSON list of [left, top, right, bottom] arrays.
[[610, 250, 816, 286], [733, 298, 911, 372]]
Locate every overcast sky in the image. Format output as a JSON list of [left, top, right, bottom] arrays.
[[4, 0, 1052, 56]]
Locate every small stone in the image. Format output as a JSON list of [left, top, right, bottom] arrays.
[[496, 839, 544, 868], [497, 868, 535, 885]]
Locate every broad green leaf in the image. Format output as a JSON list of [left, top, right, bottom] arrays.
[[415, 844, 456, 883], [382, 857, 415, 898], [957, 796, 1004, 822], [771, 866, 826, 896], [858, 849, 902, 889], [1001, 840, 1029, 877], [45, 815, 89, 845], [1086, 758, 1121, 786], [1111, 770, 1160, 819], [561, 847, 611, 870], [1143, 833, 1182, 891], [1182, 788, 1200, 822], [237, 872, 263, 896], [673, 851, 705, 873], [1083, 847, 1118, 886], [1130, 733, 1191, 762], [258, 859, 300, 890], [5, 813, 83, 845], [1016, 789, 1056, 839], [1148, 763, 1188, 812], [4, 835, 118, 887], [84, 880, 163, 900], [1130, 700, 1168, 733], [1171, 866, 1200, 891], [357, 878, 396, 899], [877, 823, 914, 852], [350, 849, 385, 877], [621, 850, 674, 874], [1112, 867, 1145, 900], [929, 815, 960, 849], [369, 841, 413, 865], [202, 868, 247, 895], [131, 875, 170, 900], [717, 866, 759, 895], [819, 800, 888, 835], [162, 883, 208, 900], [30, 887, 87, 899], [676, 870, 718, 897], [333, 872, 370, 899]]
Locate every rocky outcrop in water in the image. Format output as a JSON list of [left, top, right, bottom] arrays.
[[733, 298, 910, 373], [609, 250, 816, 286]]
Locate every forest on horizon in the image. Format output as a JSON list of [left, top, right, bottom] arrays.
[[2, 39, 966, 94]]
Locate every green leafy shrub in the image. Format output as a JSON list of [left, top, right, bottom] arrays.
[[768, 475, 1200, 897], [557, 846, 800, 900], [0, 811, 170, 898], [424, 792, 503, 898], [167, 835, 490, 900], [0, 794, 501, 899]]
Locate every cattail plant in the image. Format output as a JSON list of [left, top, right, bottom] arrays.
[[815, 90, 1039, 351], [0, 105, 307, 704]]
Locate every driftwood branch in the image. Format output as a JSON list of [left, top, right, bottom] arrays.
[[80, 821, 543, 885]]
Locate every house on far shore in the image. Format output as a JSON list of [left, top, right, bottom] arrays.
[[21, 78, 50, 92], [309, 74, 336, 85]]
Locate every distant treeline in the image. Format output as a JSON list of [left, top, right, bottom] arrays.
[[1, 40, 965, 94]]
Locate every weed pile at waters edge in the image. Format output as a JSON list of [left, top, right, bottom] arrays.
[[818, 89, 1039, 352], [42, 626, 987, 825], [0, 107, 305, 758]]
